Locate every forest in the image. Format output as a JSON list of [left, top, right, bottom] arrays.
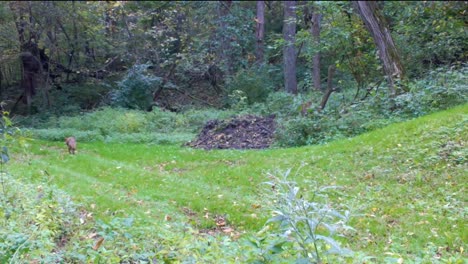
[[0, 1, 467, 263]]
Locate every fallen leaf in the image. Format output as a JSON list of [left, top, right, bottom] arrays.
[[252, 204, 262, 209], [92, 237, 104, 251], [215, 216, 226, 226], [222, 227, 234, 233]]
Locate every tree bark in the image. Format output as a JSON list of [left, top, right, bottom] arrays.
[[217, 0, 233, 76], [319, 65, 336, 110], [0, 66, 2, 96], [283, 1, 297, 94], [352, 1, 404, 96], [311, 10, 322, 91], [255, 1, 265, 64], [68, 0, 79, 81], [10, 2, 43, 113]]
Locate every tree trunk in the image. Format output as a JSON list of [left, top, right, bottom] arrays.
[[319, 65, 336, 110], [255, 1, 265, 64], [10, 2, 43, 113], [104, 3, 116, 37], [283, 1, 297, 94], [217, 0, 233, 76], [311, 10, 322, 91], [352, 1, 404, 96], [0, 65, 2, 95], [68, 0, 79, 81]]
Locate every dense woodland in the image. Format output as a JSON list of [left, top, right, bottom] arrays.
[[0, 2, 466, 123], [0, 1, 467, 263]]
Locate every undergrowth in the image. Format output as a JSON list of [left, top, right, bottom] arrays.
[[16, 107, 236, 144], [14, 64, 467, 148], [5, 104, 466, 262]]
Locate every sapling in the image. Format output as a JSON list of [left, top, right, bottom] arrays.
[[264, 169, 354, 263]]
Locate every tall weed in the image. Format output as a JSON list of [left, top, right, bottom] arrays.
[[263, 169, 355, 263]]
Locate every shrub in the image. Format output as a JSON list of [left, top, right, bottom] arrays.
[[111, 64, 162, 110], [0, 174, 82, 263], [226, 65, 280, 105], [274, 65, 467, 147], [184, 108, 237, 132], [145, 108, 179, 133], [23, 106, 242, 144], [392, 65, 467, 117], [262, 169, 354, 263], [274, 116, 317, 147], [29, 128, 104, 142], [265, 92, 303, 117], [102, 132, 194, 145]]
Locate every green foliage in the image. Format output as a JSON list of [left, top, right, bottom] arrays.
[[264, 169, 354, 263], [18, 64, 468, 150], [2, 0, 467, 119], [29, 128, 104, 142], [111, 64, 162, 110], [5, 105, 467, 262], [274, 116, 317, 147], [23, 106, 238, 144], [274, 65, 468, 147], [0, 110, 28, 230], [0, 112, 16, 164], [386, 2, 467, 77], [226, 65, 280, 105], [103, 132, 194, 145], [250, 91, 305, 117], [227, 90, 249, 111], [61, 81, 111, 110], [183, 108, 237, 130], [0, 173, 82, 263]]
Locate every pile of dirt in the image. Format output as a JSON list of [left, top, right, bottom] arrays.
[[186, 114, 276, 150]]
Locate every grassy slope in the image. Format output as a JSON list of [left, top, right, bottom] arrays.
[[9, 104, 467, 261]]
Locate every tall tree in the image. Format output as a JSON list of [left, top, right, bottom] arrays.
[[352, 1, 404, 96], [311, 7, 322, 91], [9, 1, 43, 112], [304, 3, 322, 91], [255, 1, 265, 64], [283, 1, 297, 94], [217, 0, 233, 76]]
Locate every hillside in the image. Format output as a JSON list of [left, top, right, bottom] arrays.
[[4, 104, 467, 262]]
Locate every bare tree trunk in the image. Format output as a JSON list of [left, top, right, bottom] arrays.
[[283, 1, 297, 94], [0, 66, 2, 95], [217, 0, 233, 76], [353, 1, 404, 96], [311, 10, 322, 91], [67, 1, 79, 81], [104, 3, 116, 37], [10, 2, 42, 113], [319, 65, 336, 110], [255, 1, 265, 64]]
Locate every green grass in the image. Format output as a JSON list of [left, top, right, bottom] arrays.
[[7, 103, 467, 262]]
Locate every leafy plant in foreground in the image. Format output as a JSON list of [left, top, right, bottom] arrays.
[[0, 110, 22, 222], [264, 169, 354, 263]]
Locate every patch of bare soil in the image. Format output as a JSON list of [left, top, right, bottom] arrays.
[[185, 114, 276, 150]]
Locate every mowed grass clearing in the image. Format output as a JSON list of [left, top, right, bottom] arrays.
[[8, 104, 467, 261]]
